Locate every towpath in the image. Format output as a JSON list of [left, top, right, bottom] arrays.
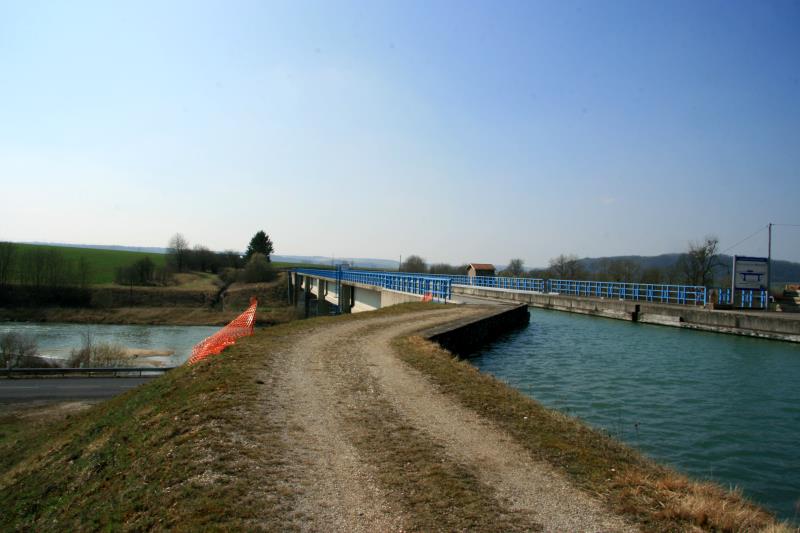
[[254, 306, 636, 532]]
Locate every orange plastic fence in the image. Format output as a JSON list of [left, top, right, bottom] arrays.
[[422, 292, 433, 302], [187, 298, 258, 365]]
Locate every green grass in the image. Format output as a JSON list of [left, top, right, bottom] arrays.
[[6, 243, 167, 284]]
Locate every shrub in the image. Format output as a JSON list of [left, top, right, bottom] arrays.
[[241, 253, 276, 283], [0, 332, 38, 368], [67, 330, 130, 368]]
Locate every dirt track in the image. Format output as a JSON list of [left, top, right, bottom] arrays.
[[258, 307, 637, 532]]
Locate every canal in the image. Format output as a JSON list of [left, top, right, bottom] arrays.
[[469, 308, 800, 522]]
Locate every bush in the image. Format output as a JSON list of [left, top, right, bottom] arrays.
[[1, 332, 38, 368], [220, 267, 241, 285], [240, 253, 276, 283], [115, 257, 158, 286], [67, 330, 130, 368]]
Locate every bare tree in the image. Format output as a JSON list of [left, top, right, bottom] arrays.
[[76, 256, 92, 288], [429, 263, 462, 275], [548, 254, 587, 280], [639, 266, 665, 284], [503, 258, 526, 277], [601, 259, 640, 282], [168, 233, 190, 273], [1, 332, 38, 368], [401, 255, 427, 273], [19, 248, 47, 287], [0, 242, 15, 287], [678, 236, 720, 286]]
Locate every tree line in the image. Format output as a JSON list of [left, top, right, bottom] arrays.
[[115, 230, 276, 286], [0, 243, 92, 289], [400, 236, 724, 287]]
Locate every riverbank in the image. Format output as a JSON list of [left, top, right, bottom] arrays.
[[0, 303, 788, 531], [454, 285, 800, 343], [0, 305, 295, 327], [0, 273, 293, 327]]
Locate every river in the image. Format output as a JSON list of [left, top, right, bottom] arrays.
[[0, 322, 219, 367], [469, 308, 800, 522]]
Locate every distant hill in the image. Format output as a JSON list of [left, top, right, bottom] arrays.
[[572, 254, 800, 283], [24, 242, 169, 255], [271, 255, 400, 270], [18, 243, 400, 270]]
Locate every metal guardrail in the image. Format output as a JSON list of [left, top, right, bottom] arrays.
[[717, 288, 768, 309], [447, 275, 545, 292], [3, 367, 176, 378], [296, 268, 714, 307], [295, 268, 452, 301], [437, 274, 705, 306], [546, 279, 707, 305]]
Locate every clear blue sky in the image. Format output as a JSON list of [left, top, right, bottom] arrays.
[[1, 0, 798, 266]]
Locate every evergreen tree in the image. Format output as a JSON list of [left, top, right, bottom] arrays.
[[245, 231, 274, 262]]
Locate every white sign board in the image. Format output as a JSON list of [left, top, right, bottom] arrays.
[[733, 256, 768, 290]]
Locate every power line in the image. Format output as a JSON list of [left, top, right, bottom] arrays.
[[772, 223, 800, 227], [719, 224, 768, 256]]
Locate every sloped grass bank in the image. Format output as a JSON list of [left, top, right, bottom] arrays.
[[0, 304, 439, 531], [395, 336, 791, 532], [0, 325, 302, 530]]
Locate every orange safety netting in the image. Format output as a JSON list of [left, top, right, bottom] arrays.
[[187, 298, 258, 365]]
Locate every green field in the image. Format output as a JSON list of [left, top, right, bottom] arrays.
[[4, 243, 167, 285]]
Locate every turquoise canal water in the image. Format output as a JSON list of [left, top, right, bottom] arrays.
[[469, 308, 800, 522]]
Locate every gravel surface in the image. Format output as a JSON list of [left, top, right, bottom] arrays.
[[262, 307, 638, 532]]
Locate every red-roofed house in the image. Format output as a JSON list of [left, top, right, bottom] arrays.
[[466, 263, 495, 278]]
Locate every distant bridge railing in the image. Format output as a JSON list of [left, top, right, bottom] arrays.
[[295, 268, 715, 307], [432, 273, 706, 306], [447, 275, 546, 292], [546, 279, 707, 305], [294, 268, 452, 302], [716, 288, 768, 309]]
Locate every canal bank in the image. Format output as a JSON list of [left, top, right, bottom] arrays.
[[453, 285, 800, 342], [466, 307, 800, 523]]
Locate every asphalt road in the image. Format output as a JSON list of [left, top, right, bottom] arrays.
[[0, 377, 155, 403]]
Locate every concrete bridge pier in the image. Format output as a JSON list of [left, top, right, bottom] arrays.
[[339, 284, 353, 314], [303, 275, 312, 318], [318, 280, 330, 315]]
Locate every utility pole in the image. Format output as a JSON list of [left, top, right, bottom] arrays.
[[399, 254, 402, 272], [767, 223, 772, 309]]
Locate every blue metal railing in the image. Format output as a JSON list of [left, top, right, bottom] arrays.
[[717, 288, 768, 309], [546, 279, 707, 305], [295, 268, 452, 302], [296, 268, 719, 307], [437, 272, 706, 306], [449, 275, 545, 292]]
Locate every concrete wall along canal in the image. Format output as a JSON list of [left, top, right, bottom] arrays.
[[453, 286, 800, 343]]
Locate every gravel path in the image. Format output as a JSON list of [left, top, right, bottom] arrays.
[[264, 307, 638, 532]]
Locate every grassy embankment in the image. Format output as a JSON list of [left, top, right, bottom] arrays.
[[0, 305, 432, 531], [0, 304, 792, 532]]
